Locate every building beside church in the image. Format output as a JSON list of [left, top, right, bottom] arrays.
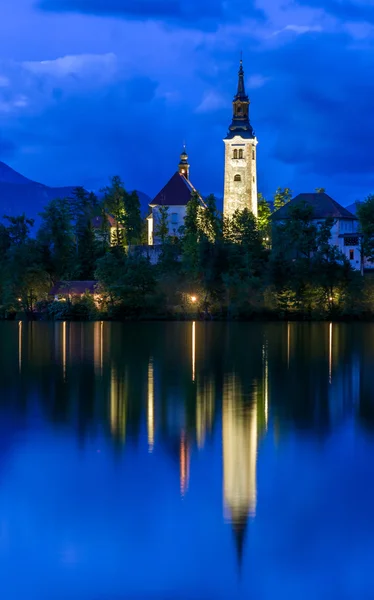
[[271, 192, 361, 269], [223, 59, 258, 218], [147, 147, 201, 246]]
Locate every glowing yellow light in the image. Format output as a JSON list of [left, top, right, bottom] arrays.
[[191, 295, 197, 303], [329, 322, 333, 384], [62, 321, 67, 381], [18, 320, 22, 374], [148, 359, 155, 452], [180, 431, 190, 497], [192, 321, 196, 382], [17, 298, 22, 302]]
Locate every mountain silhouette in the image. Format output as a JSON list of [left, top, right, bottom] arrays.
[[0, 162, 152, 225]]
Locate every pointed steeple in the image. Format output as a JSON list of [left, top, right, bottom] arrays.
[[225, 57, 254, 140], [235, 58, 247, 100], [232, 516, 248, 571]]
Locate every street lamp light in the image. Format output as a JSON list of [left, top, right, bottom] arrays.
[[191, 295, 197, 303]]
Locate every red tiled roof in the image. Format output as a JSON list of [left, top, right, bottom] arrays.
[[151, 172, 196, 207], [49, 281, 98, 296]]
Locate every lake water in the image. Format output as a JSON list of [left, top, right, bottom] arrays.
[[0, 321, 374, 599]]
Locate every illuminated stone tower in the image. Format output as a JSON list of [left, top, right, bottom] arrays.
[[223, 59, 258, 218]]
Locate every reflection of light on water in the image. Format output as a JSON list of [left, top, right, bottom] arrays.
[[94, 321, 104, 376], [100, 321, 103, 374], [62, 321, 67, 381], [263, 342, 269, 430], [180, 431, 190, 497], [222, 376, 258, 522], [148, 358, 155, 452], [287, 321, 290, 369], [329, 322, 333, 384], [196, 379, 215, 450], [110, 366, 127, 442], [192, 321, 196, 382], [18, 321, 22, 374]]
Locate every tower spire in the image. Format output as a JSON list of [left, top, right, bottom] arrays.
[[236, 56, 246, 99]]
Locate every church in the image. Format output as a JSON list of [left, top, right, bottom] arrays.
[[147, 59, 258, 245]]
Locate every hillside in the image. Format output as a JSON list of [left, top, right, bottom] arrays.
[[0, 162, 152, 223]]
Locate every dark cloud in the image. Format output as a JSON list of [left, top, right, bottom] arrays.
[[37, 0, 264, 30], [298, 0, 374, 23]]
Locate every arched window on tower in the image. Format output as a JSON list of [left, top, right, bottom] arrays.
[[233, 149, 238, 159], [238, 149, 243, 159], [234, 174, 241, 182], [252, 149, 255, 160]]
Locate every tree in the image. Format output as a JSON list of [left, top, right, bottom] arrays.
[[101, 176, 126, 250], [95, 251, 156, 316], [38, 197, 76, 281], [101, 177, 142, 248], [199, 194, 222, 242], [181, 192, 202, 279], [123, 191, 142, 245], [69, 187, 101, 279], [4, 239, 50, 314], [357, 194, 374, 266], [3, 215, 34, 246], [155, 206, 170, 244], [315, 188, 326, 194], [273, 187, 292, 211], [257, 193, 271, 243]]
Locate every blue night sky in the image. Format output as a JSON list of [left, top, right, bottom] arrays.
[[0, 0, 374, 205]]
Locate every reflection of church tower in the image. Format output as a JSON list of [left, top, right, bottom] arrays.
[[110, 366, 127, 442], [222, 374, 258, 565], [223, 59, 258, 218]]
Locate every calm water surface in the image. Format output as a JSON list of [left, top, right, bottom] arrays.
[[1, 321, 374, 599]]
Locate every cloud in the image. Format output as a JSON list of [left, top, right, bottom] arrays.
[[195, 90, 226, 113], [23, 52, 118, 80], [247, 74, 269, 88], [272, 24, 323, 36], [297, 0, 374, 23], [37, 0, 265, 30]]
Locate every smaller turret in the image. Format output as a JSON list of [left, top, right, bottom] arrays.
[[178, 145, 190, 180]]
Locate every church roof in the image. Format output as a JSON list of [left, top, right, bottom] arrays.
[[150, 172, 197, 207], [271, 193, 357, 221]]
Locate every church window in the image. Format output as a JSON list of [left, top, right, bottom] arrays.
[[234, 174, 241, 182], [349, 249, 354, 260], [252, 149, 255, 160], [238, 149, 243, 159], [171, 213, 178, 225], [253, 176, 255, 183], [233, 149, 238, 159]]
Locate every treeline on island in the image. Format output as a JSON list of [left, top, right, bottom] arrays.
[[1, 177, 374, 321]]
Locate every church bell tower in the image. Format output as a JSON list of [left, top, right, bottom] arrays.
[[223, 59, 258, 218]]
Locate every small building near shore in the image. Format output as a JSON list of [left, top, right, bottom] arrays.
[[49, 281, 99, 302], [271, 192, 361, 269]]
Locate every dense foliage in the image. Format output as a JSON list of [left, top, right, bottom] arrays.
[[1, 178, 374, 321]]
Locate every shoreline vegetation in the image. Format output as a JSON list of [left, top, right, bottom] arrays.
[[2, 178, 374, 322]]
